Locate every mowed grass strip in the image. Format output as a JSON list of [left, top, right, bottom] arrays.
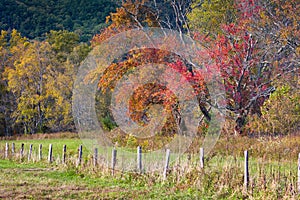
[[0, 159, 201, 199]]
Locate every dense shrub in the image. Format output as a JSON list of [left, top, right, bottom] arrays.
[[248, 81, 300, 135]]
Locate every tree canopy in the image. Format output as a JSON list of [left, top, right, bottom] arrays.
[[0, 0, 117, 42], [0, 0, 298, 138]]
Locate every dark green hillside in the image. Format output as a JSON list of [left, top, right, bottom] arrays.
[[0, 0, 117, 41]]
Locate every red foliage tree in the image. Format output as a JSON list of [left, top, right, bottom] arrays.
[[195, 0, 299, 134], [91, 1, 211, 135]]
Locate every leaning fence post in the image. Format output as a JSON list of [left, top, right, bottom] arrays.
[[20, 143, 24, 160], [39, 144, 42, 161], [297, 153, 300, 194], [200, 147, 204, 169], [5, 143, 9, 159], [48, 144, 53, 163], [163, 149, 170, 180], [28, 144, 33, 161], [244, 150, 249, 191], [111, 148, 117, 175], [93, 148, 98, 167], [77, 145, 83, 167], [137, 146, 142, 174], [12, 143, 15, 157], [62, 145, 67, 164]]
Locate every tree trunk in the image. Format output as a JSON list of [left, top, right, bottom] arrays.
[[234, 114, 247, 136]]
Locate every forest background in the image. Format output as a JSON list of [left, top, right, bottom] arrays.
[[0, 0, 299, 141]]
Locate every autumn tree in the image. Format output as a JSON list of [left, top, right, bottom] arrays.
[[92, 0, 193, 43], [91, 0, 159, 44], [5, 41, 57, 133], [91, 0, 211, 139], [0, 30, 11, 136], [3, 30, 88, 134], [190, 0, 299, 135], [0, 30, 29, 135], [244, 0, 300, 135]]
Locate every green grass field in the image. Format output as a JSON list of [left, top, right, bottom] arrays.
[[0, 159, 205, 199], [0, 133, 300, 199]]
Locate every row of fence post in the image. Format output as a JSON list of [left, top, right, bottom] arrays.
[[2, 142, 300, 193], [3, 143, 204, 174]]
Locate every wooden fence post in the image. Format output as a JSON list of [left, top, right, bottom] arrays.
[[39, 144, 42, 161], [48, 144, 53, 163], [12, 143, 15, 157], [5, 143, 9, 159], [200, 147, 204, 169], [28, 144, 32, 161], [163, 149, 170, 180], [77, 145, 83, 167], [111, 148, 117, 175], [137, 146, 142, 174], [297, 153, 300, 194], [20, 143, 24, 159], [93, 148, 98, 167], [244, 150, 249, 191], [62, 145, 67, 164]]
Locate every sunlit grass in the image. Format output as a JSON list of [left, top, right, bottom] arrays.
[[0, 132, 300, 199]]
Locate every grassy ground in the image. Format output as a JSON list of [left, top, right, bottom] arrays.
[[0, 157, 299, 199], [0, 133, 300, 199], [0, 159, 204, 199]]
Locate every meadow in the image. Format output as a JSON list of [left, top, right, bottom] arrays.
[[0, 132, 300, 199]]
